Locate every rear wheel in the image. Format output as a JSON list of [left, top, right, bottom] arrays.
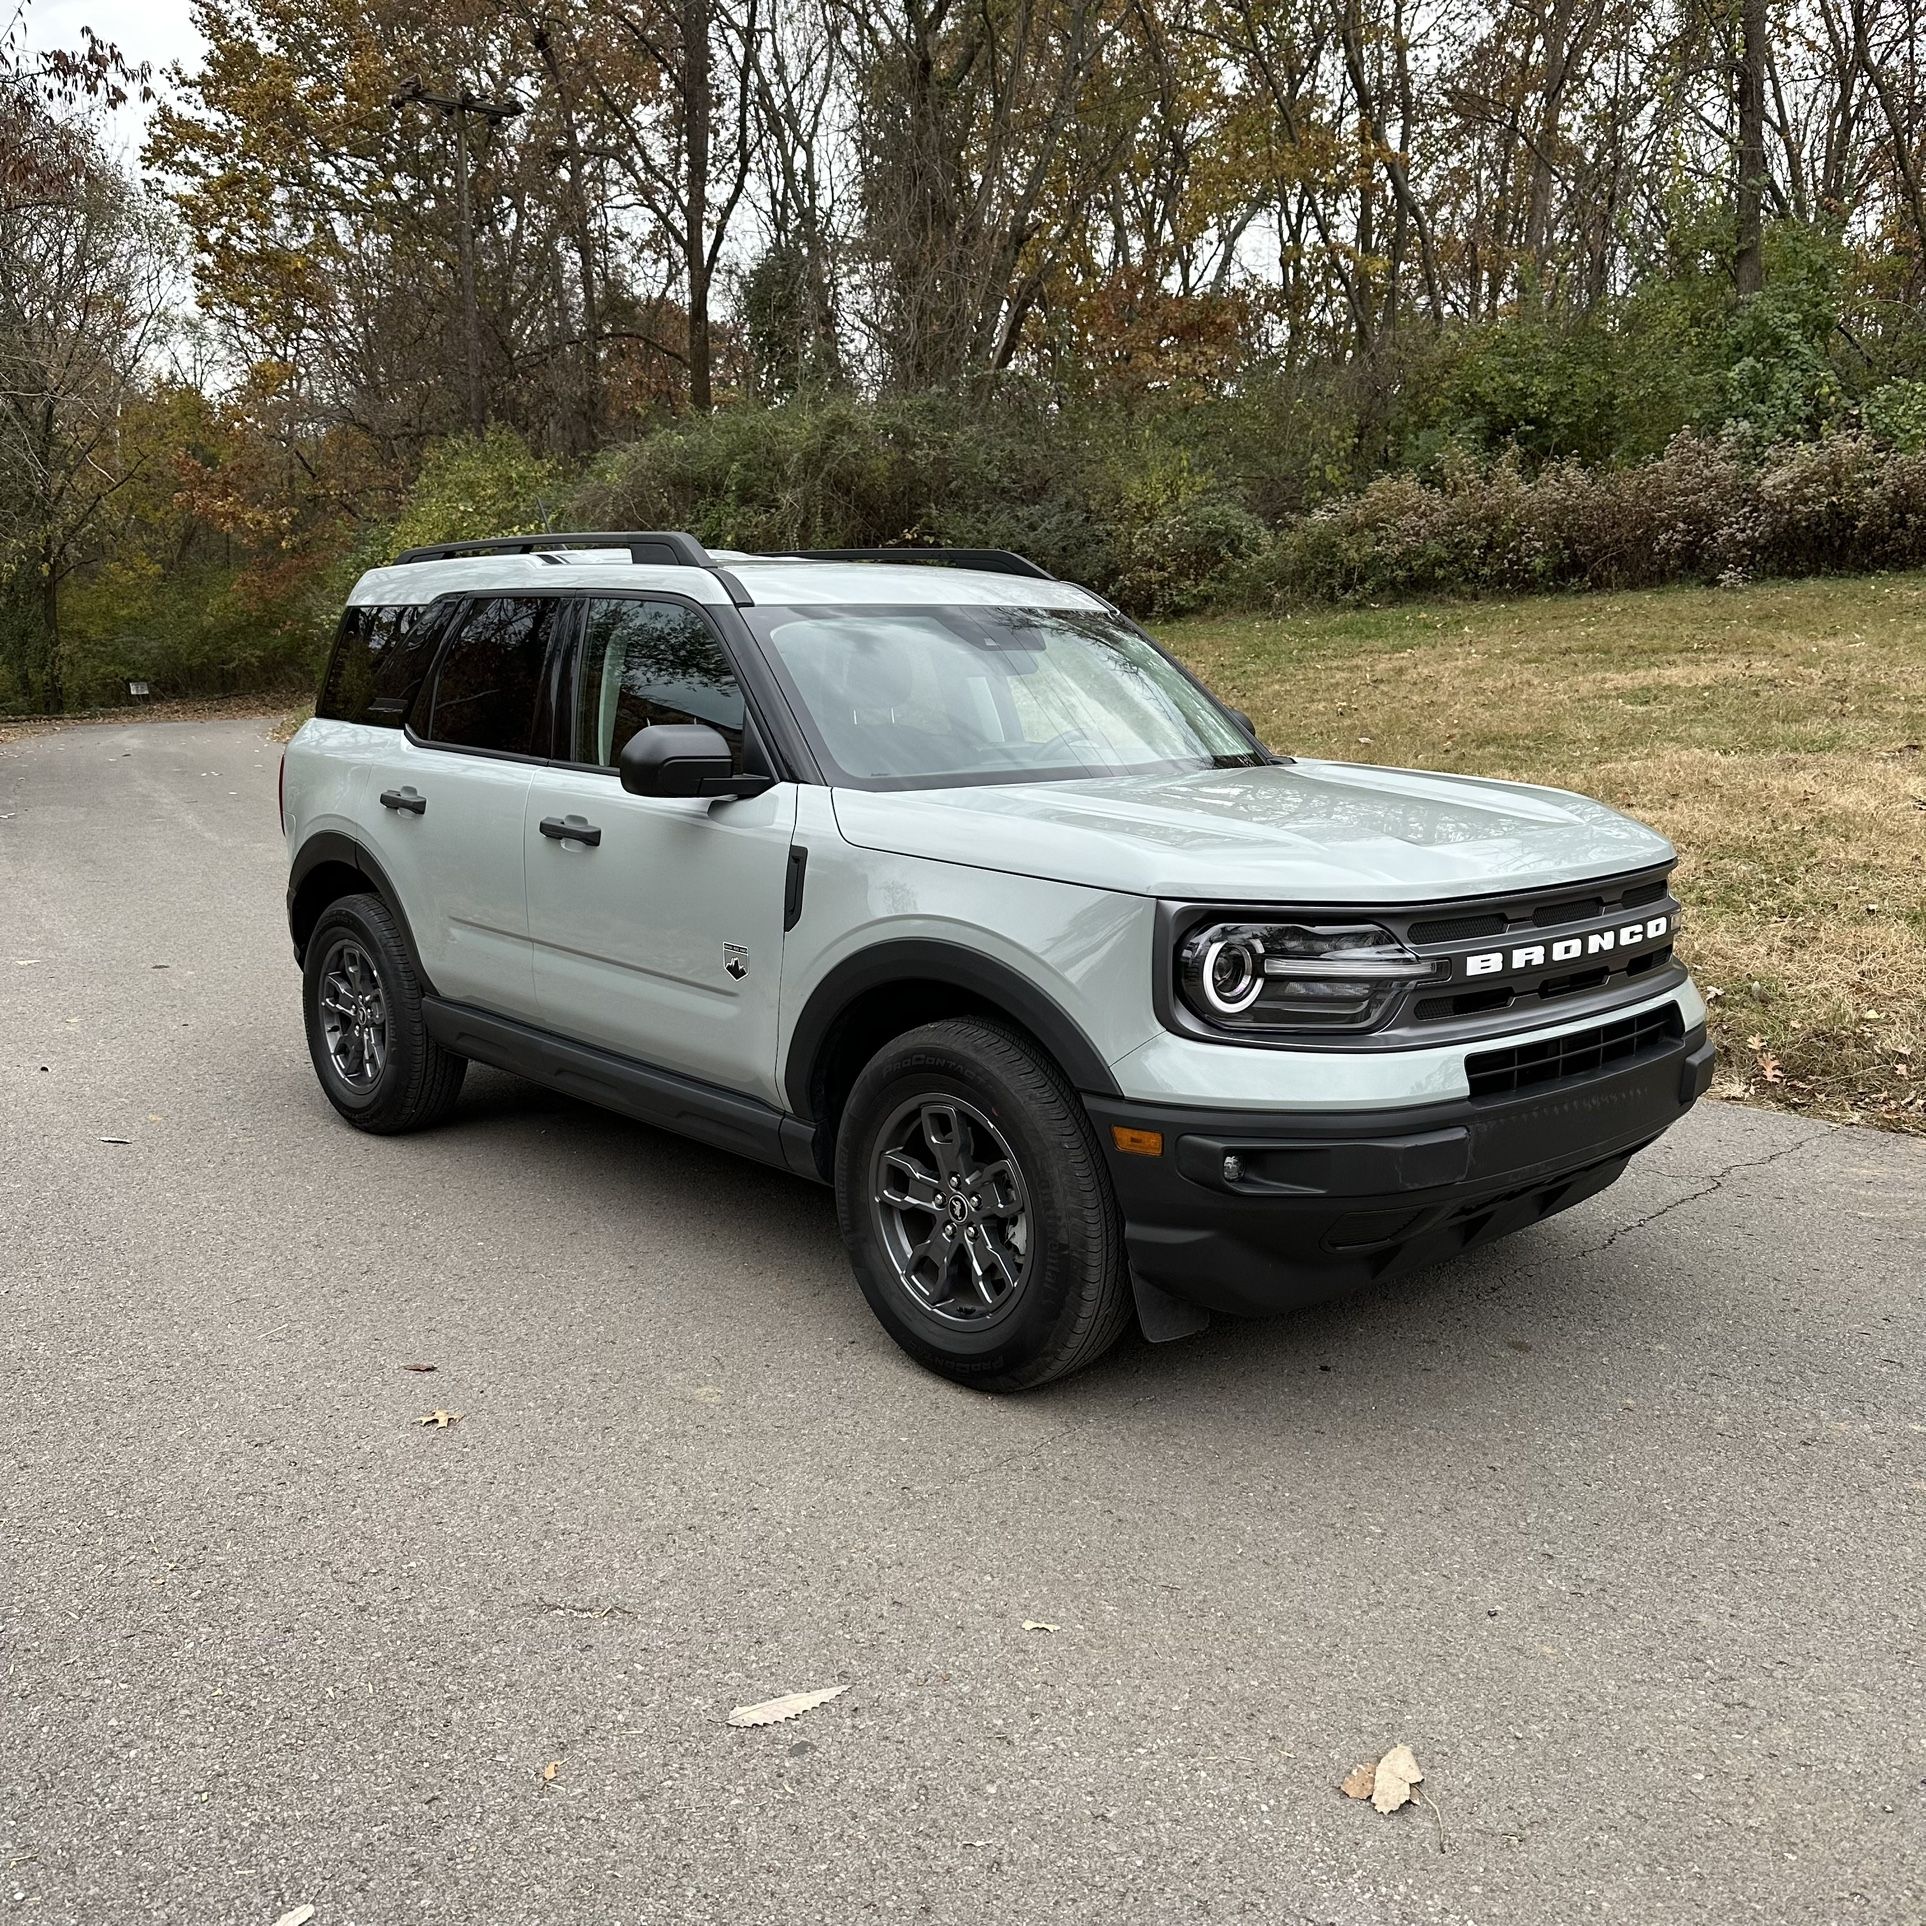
[[834, 1018, 1131, 1390], [302, 893, 465, 1134]]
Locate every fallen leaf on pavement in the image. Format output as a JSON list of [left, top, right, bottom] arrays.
[[1372, 1744, 1424, 1814], [272, 1908, 316, 1926], [541, 1760, 559, 1784], [728, 1685, 848, 1728], [1021, 1620, 1060, 1633], [416, 1410, 462, 1428], [1340, 1762, 1377, 1800]]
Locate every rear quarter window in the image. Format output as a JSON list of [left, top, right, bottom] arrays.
[[316, 604, 442, 727], [419, 596, 560, 755]]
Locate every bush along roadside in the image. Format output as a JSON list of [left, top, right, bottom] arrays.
[[24, 402, 1926, 719], [1233, 430, 1926, 608], [571, 407, 1926, 617]]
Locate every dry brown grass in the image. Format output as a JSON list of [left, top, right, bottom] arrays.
[[1164, 573, 1926, 1131]]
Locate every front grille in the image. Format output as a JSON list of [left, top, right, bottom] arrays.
[[1416, 985, 1515, 1021], [1538, 965, 1611, 1001], [1401, 867, 1681, 1025], [1410, 910, 1507, 945], [1533, 895, 1604, 928], [1465, 1005, 1683, 1100]]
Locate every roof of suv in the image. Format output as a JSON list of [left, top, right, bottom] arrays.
[[347, 546, 1111, 614]]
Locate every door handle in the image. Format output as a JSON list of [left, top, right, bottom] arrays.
[[539, 814, 602, 847], [379, 787, 426, 814]]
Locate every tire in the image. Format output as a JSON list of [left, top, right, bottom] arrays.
[[834, 1017, 1132, 1391], [302, 892, 466, 1134]]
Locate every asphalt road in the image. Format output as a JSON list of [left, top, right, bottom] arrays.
[[2, 718, 1922, 1926]]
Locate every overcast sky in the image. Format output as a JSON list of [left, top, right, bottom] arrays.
[[24, 0, 207, 161]]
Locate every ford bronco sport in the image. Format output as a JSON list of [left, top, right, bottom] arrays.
[[281, 532, 1713, 1389]]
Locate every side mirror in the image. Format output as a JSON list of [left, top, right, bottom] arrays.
[[618, 723, 773, 800], [1228, 707, 1257, 740]]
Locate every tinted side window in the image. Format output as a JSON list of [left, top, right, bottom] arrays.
[[423, 597, 559, 755], [316, 604, 440, 727], [576, 599, 745, 768]]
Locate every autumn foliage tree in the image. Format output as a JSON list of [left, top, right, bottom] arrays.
[[7, 0, 1926, 708]]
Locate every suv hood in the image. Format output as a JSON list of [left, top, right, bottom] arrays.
[[829, 759, 1673, 903]]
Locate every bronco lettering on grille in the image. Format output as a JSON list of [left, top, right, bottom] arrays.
[[1462, 914, 1671, 979]]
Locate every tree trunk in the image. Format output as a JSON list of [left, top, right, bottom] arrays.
[[37, 534, 62, 714], [36, 395, 61, 712], [529, 20, 604, 446], [1735, 0, 1768, 296], [684, 0, 713, 411]]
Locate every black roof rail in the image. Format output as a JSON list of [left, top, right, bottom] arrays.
[[389, 529, 752, 607], [773, 546, 1053, 581], [393, 530, 716, 568]]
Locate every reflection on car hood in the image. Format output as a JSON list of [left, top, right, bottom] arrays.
[[829, 758, 1674, 903]]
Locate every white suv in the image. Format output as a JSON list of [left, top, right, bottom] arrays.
[[281, 532, 1712, 1388]]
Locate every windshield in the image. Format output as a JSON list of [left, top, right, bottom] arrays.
[[745, 603, 1264, 789]]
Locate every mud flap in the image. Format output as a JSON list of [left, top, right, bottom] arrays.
[[1129, 1265, 1211, 1343]]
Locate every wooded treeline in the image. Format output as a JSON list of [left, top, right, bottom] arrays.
[[6, 0, 1926, 708]]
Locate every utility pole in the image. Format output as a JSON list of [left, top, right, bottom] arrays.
[[391, 75, 524, 437]]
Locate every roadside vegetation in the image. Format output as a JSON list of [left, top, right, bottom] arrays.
[[10, 0, 1926, 712], [1164, 574, 1926, 1132]]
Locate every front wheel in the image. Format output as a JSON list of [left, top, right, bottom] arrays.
[[834, 1018, 1132, 1391], [302, 893, 466, 1134]]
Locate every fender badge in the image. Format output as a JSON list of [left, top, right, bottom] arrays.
[[723, 943, 749, 982]]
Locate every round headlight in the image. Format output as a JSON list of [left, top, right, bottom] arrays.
[[1198, 934, 1264, 1014], [1176, 916, 1439, 1035]]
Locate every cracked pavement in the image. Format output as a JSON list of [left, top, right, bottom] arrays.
[[3, 719, 1923, 1926]]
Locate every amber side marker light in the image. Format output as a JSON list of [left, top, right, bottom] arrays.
[[1110, 1126, 1165, 1157]]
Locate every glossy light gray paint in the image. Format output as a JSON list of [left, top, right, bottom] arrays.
[[525, 771, 798, 1102], [290, 720, 540, 1019], [347, 553, 1112, 613], [1116, 978, 1708, 1111], [830, 758, 1674, 904], [775, 787, 1159, 1080]]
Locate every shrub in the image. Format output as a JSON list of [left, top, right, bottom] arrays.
[[1240, 431, 1926, 607], [574, 391, 1111, 585], [386, 427, 565, 557], [1863, 378, 1926, 452]]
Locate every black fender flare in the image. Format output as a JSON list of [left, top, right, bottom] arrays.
[[781, 939, 1121, 1120], [286, 831, 434, 991]]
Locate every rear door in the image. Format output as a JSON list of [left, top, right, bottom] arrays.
[[360, 594, 566, 1023], [524, 594, 797, 1104]]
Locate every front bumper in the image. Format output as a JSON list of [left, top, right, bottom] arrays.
[[1087, 1023, 1715, 1318]]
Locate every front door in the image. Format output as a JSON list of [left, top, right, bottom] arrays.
[[525, 595, 797, 1106]]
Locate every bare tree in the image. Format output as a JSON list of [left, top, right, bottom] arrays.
[[0, 117, 175, 706], [1736, 0, 1769, 291]]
